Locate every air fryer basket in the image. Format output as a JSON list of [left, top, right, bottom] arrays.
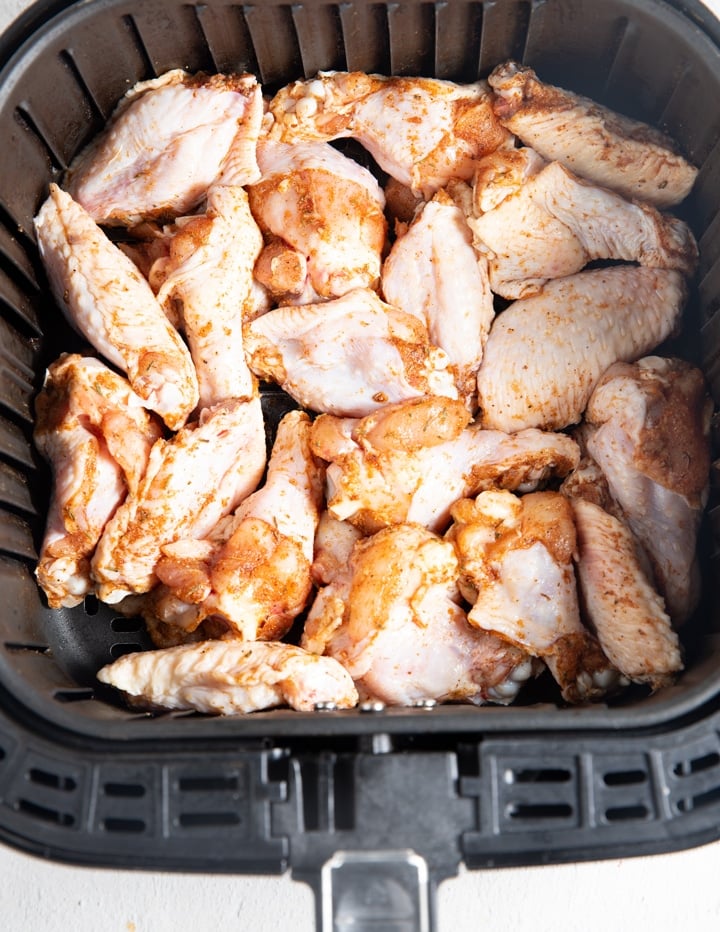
[[2, 0, 720, 924]]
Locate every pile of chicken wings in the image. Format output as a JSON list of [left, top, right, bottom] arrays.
[[32, 61, 711, 714]]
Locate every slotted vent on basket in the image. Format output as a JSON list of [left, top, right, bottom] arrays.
[[5, 752, 86, 831], [670, 739, 720, 815]]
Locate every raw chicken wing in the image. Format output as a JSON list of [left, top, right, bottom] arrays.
[[148, 410, 325, 641], [450, 491, 621, 702], [97, 640, 359, 714], [468, 155, 697, 299], [68, 70, 263, 225], [152, 184, 263, 408], [381, 188, 494, 405], [34, 354, 162, 608], [248, 140, 387, 299], [92, 394, 266, 603], [572, 498, 683, 689], [268, 72, 511, 196], [583, 357, 712, 623], [243, 288, 458, 417], [476, 266, 686, 432], [488, 61, 697, 208], [34, 184, 199, 430], [310, 397, 579, 533], [301, 523, 535, 705]]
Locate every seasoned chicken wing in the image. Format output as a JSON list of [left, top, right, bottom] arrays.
[[248, 139, 387, 299], [92, 395, 266, 603], [68, 70, 263, 225], [572, 498, 683, 689], [97, 639, 359, 714], [34, 184, 199, 430], [476, 266, 686, 432], [450, 491, 622, 702], [34, 354, 162, 608], [243, 288, 458, 417], [468, 155, 697, 299], [583, 357, 712, 623], [301, 523, 535, 705], [147, 410, 325, 642], [381, 189, 494, 406], [268, 71, 511, 196], [151, 184, 263, 408], [310, 397, 579, 534], [488, 61, 697, 208]]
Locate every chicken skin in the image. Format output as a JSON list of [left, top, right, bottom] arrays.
[[268, 71, 511, 196], [583, 357, 712, 623], [151, 184, 263, 408], [476, 266, 686, 432], [146, 410, 325, 642], [34, 184, 199, 430], [34, 354, 162, 608], [301, 522, 535, 705], [571, 498, 683, 689], [381, 189, 494, 406], [91, 394, 266, 604], [68, 70, 263, 225], [310, 397, 579, 534], [488, 61, 697, 209], [450, 491, 621, 702], [248, 139, 387, 299], [97, 639, 358, 714], [468, 155, 697, 299], [243, 288, 458, 417]]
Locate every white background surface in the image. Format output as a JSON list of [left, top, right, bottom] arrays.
[[2, 0, 720, 928]]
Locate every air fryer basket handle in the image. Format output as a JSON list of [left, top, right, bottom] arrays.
[[316, 849, 436, 932]]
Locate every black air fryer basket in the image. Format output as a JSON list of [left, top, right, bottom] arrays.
[[2, 0, 720, 927]]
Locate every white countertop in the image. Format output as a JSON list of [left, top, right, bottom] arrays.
[[2, 0, 720, 927]]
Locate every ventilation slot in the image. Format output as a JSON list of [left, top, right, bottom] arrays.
[[0, 508, 37, 562], [53, 689, 95, 704], [242, 4, 302, 88], [676, 785, 720, 813], [434, 0, 484, 81], [121, 14, 157, 80], [178, 811, 241, 828], [0, 412, 36, 470], [110, 616, 145, 633], [291, 3, 345, 78], [506, 768, 572, 785], [104, 781, 146, 799], [605, 804, 649, 823], [109, 643, 142, 660], [673, 751, 720, 777], [386, 1, 435, 76], [16, 798, 74, 827], [178, 775, 239, 793], [333, 756, 355, 832], [477, 0, 531, 76], [0, 205, 38, 286], [338, 2, 390, 75], [5, 642, 50, 655], [14, 106, 68, 173], [58, 49, 106, 125], [28, 768, 76, 792], [507, 802, 573, 821], [190, 5, 255, 74], [603, 769, 648, 787], [102, 817, 146, 833]]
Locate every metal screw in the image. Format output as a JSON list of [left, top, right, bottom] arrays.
[[359, 700, 386, 713], [410, 698, 437, 710], [314, 701, 339, 712]]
